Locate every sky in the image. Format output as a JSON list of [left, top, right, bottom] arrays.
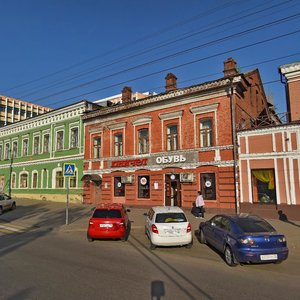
[[1, 0, 300, 115]]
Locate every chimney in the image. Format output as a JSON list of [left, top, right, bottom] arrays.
[[223, 58, 238, 77], [121, 86, 132, 103], [165, 73, 177, 92]]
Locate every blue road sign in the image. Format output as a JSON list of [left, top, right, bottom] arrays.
[[63, 163, 76, 177]]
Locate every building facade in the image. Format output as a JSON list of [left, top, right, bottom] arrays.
[[0, 101, 100, 203], [82, 58, 273, 209], [238, 61, 300, 220], [0, 95, 52, 127]]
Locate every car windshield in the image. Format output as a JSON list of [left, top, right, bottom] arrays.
[[155, 213, 187, 223], [236, 218, 275, 233], [93, 209, 121, 218]]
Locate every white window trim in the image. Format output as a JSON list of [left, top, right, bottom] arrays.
[[42, 131, 51, 153], [52, 167, 64, 189], [69, 125, 79, 149], [55, 129, 65, 151], [11, 172, 17, 189], [32, 134, 41, 155], [19, 171, 29, 189], [32, 171, 38, 188], [22, 137, 29, 156]]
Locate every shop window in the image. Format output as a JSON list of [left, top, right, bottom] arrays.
[[138, 176, 150, 198], [56, 131, 64, 151], [32, 172, 38, 188], [167, 124, 178, 151], [20, 173, 28, 188], [200, 119, 213, 147], [114, 133, 123, 156], [138, 128, 149, 154], [12, 141, 18, 158], [70, 171, 77, 188], [55, 171, 64, 188], [252, 169, 276, 204], [33, 136, 40, 155], [200, 173, 216, 200], [43, 134, 50, 153], [23, 139, 29, 156], [114, 176, 125, 196], [70, 127, 79, 148], [93, 137, 101, 159]]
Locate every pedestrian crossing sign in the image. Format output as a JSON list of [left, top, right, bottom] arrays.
[[63, 163, 76, 177]]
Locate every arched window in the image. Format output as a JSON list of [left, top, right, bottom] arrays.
[[20, 173, 28, 188]]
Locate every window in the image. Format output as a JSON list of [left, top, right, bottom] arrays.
[[138, 129, 149, 154], [23, 139, 29, 156], [93, 137, 101, 159], [167, 125, 178, 151], [33, 136, 40, 155], [252, 169, 276, 204], [114, 133, 123, 156], [138, 176, 150, 198], [43, 134, 50, 153], [56, 131, 64, 151], [200, 173, 216, 200], [200, 119, 213, 147], [11, 173, 16, 189], [20, 173, 28, 188], [70, 127, 79, 148], [0, 145, 2, 160], [55, 171, 64, 188], [69, 171, 77, 188], [32, 172, 38, 188], [4, 143, 10, 160], [12, 141, 18, 158], [114, 176, 125, 196]]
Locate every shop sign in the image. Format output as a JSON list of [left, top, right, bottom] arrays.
[[111, 158, 148, 168], [140, 177, 147, 185], [150, 152, 198, 165]]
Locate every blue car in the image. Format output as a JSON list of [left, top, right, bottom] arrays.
[[199, 214, 288, 266]]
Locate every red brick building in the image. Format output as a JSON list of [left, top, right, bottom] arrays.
[[238, 61, 300, 220], [82, 58, 272, 210]]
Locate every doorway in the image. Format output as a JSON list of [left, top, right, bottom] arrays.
[[165, 174, 181, 207]]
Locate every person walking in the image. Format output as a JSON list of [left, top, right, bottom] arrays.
[[195, 190, 205, 218]]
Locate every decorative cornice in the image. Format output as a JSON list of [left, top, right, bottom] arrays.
[[132, 116, 152, 126], [190, 103, 219, 114], [159, 110, 183, 120]]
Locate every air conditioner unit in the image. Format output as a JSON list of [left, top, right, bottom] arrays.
[[180, 173, 194, 183], [121, 175, 134, 184]]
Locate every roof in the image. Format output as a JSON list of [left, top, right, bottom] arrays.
[[151, 206, 185, 213], [95, 203, 124, 210]]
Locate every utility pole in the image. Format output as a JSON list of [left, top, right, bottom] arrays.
[[8, 148, 13, 197]]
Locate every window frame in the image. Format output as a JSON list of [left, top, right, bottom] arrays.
[[22, 138, 29, 156], [93, 136, 102, 159], [33, 135, 40, 155], [166, 124, 178, 151], [138, 175, 150, 199], [114, 176, 125, 197], [199, 118, 213, 148], [114, 133, 123, 157], [70, 126, 79, 149], [138, 128, 149, 155], [56, 130, 64, 151]]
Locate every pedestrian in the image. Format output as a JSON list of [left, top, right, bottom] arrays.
[[195, 191, 205, 218]]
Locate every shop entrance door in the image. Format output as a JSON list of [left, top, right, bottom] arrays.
[[165, 174, 181, 207]]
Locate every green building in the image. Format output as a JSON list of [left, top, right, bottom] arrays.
[[0, 100, 100, 203]]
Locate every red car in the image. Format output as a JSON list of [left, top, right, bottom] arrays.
[[87, 203, 131, 242]]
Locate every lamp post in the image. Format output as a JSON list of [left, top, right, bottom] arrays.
[[8, 148, 13, 197]]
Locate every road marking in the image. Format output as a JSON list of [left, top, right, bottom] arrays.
[[0, 222, 34, 235]]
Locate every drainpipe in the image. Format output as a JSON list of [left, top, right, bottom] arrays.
[[279, 71, 290, 123], [230, 79, 240, 214]]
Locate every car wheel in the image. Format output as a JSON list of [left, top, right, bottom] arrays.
[[149, 239, 156, 250], [87, 234, 94, 242], [186, 240, 193, 249], [11, 203, 16, 210], [224, 246, 238, 267], [199, 229, 206, 244]]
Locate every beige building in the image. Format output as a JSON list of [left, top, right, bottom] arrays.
[[0, 95, 52, 127]]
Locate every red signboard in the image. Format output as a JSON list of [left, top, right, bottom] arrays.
[[111, 159, 148, 168]]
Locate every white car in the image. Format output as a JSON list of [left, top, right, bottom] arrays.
[[144, 206, 193, 249], [0, 193, 16, 215]]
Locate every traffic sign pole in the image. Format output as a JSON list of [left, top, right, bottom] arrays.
[[66, 177, 69, 225]]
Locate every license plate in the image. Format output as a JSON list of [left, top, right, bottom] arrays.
[[165, 229, 174, 235], [100, 224, 113, 228], [260, 254, 278, 261]]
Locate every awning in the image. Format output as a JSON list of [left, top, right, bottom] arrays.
[[81, 174, 102, 182]]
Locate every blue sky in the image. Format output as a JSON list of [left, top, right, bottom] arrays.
[[1, 0, 300, 114]]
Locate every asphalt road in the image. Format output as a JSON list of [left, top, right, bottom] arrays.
[[0, 199, 299, 300]]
